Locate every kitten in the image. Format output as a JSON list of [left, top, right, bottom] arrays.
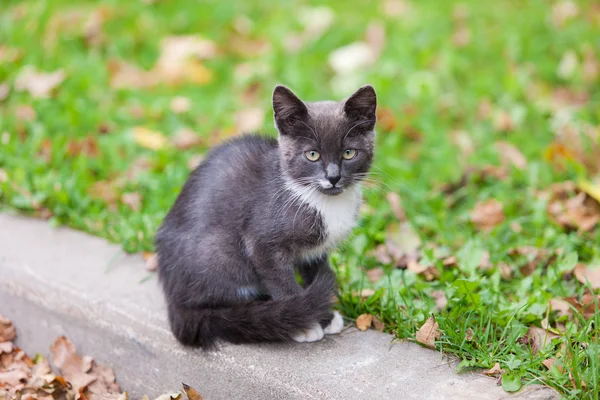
[[156, 84, 377, 348]]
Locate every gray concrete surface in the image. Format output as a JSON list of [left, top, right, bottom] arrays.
[[0, 213, 559, 399]]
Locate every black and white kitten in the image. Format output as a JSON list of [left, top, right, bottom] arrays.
[[156, 85, 376, 348]]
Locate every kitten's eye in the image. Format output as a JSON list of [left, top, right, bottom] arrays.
[[342, 149, 357, 160], [305, 150, 320, 161]]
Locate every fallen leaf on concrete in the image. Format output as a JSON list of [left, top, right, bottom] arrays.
[[51, 336, 96, 391], [14, 66, 65, 99], [573, 264, 600, 289], [415, 316, 440, 349], [356, 314, 373, 331], [0, 314, 16, 342], [143, 252, 159, 272], [133, 127, 169, 151], [0, 368, 28, 386], [86, 361, 122, 399], [182, 383, 203, 400], [0, 341, 13, 354], [470, 199, 505, 232], [483, 362, 503, 377]]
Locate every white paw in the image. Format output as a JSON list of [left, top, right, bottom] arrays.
[[292, 323, 324, 343], [323, 311, 344, 335]]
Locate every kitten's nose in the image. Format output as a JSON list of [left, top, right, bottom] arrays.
[[327, 175, 341, 186]]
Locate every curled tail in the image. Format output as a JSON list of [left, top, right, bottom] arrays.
[[167, 268, 336, 349]]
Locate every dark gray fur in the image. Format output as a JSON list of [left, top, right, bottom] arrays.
[[156, 85, 377, 348]]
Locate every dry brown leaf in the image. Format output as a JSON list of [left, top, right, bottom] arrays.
[[143, 252, 159, 272], [483, 362, 503, 377], [384, 222, 421, 268], [573, 264, 600, 289], [430, 290, 448, 311], [372, 317, 385, 332], [525, 327, 559, 354], [470, 199, 505, 232], [416, 316, 440, 349], [508, 246, 554, 277], [15, 66, 65, 99], [549, 298, 572, 318], [386, 192, 406, 221], [407, 260, 439, 281], [121, 192, 142, 211], [108, 60, 155, 90], [542, 358, 564, 373], [156, 36, 216, 85], [545, 182, 600, 232], [552, 1, 578, 27], [564, 291, 600, 319], [15, 105, 37, 122], [51, 336, 96, 391], [85, 361, 122, 399], [0, 315, 16, 342], [0, 82, 9, 102], [376, 108, 397, 132], [356, 314, 373, 331], [88, 181, 119, 206], [235, 108, 264, 134], [495, 141, 527, 170], [133, 127, 169, 151], [365, 267, 384, 283], [67, 136, 100, 158], [182, 383, 203, 400], [170, 96, 191, 114], [354, 288, 375, 298], [0, 341, 13, 354], [0, 368, 28, 386]]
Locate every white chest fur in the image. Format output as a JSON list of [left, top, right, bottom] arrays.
[[286, 181, 362, 261]]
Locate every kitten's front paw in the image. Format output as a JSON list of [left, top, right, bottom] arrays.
[[323, 311, 344, 335], [292, 323, 324, 343]]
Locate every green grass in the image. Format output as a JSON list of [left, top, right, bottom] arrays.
[[1, 0, 600, 397]]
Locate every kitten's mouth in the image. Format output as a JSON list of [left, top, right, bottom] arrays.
[[319, 186, 344, 196]]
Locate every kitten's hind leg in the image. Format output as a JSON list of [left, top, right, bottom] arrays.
[[323, 310, 344, 335]]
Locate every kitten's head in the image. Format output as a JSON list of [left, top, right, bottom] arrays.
[[273, 85, 376, 196]]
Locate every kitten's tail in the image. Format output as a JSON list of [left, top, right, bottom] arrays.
[[167, 267, 337, 349]]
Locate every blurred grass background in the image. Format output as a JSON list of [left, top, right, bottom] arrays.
[[1, 0, 600, 397]]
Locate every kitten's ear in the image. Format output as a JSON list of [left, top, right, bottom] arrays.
[[273, 85, 308, 130], [343, 85, 377, 122]]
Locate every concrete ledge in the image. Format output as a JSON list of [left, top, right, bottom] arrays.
[[0, 213, 558, 399]]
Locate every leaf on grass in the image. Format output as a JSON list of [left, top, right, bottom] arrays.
[[356, 314, 373, 331], [133, 127, 169, 151], [482, 362, 503, 377], [376, 108, 397, 132], [564, 290, 600, 319], [415, 316, 440, 349], [0, 314, 16, 342], [495, 141, 527, 170], [143, 252, 159, 272], [88, 180, 119, 206], [51, 336, 96, 391], [508, 246, 555, 277], [182, 383, 203, 400], [407, 260, 439, 281], [383, 222, 421, 268], [525, 327, 559, 354], [67, 136, 100, 158], [15, 104, 37, 122], [235, 108, 265, 133], [551, 0, 578, 27], [430, 290, 448, 311], [372, 317, 385, 332], [0, 82, 9, 102], [14, 66, 65, 99], [573, 264, 600, 289], [470, 199, 504, 232], [386, 192, 406, 221], [365, 267, 384, 283], [283, 6, 335, 53], [549, 298, 572, 318], [121, 192, 143, 212], [170, 96, 191, 114], [542, 358, 564, 373], [545, 181, 600, 232]]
